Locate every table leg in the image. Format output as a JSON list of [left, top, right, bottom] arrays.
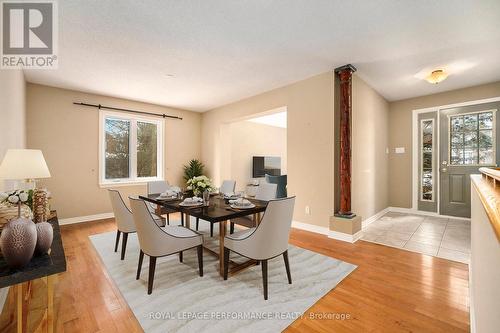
[[17, 283, 22, 333], [219, 220, 227, 276], [185, 212, 190, 229], [47, 275, 54, 333]]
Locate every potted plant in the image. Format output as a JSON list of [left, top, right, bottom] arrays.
[[183, 159, 205, 183]]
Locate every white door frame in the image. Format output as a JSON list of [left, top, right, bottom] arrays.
[[411, 96, 500, 213]]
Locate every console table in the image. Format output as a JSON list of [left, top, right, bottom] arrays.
[[0, 214, 66, 333]]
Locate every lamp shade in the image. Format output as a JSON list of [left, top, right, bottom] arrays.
[[0, 149, 51, 180]]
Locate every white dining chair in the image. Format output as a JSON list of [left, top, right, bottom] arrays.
[[129, 197, 204, 294], [146, 180, 175, 225], [223, 197, 295, 300], [196, 179, 237, 237], [147, 180, 170, 194], [220, 180, 236, 194], [108, 189, 137, 260], [109, 190, 165, 260], [229, 182, 277, 234]]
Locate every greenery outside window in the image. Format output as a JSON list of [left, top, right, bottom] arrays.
[[449, 110, 496, 166], [99, 110, 163, 186]]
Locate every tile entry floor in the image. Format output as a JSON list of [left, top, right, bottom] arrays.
[[361, 212, 471, 264]]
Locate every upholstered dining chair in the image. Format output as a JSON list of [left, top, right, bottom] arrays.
[[223, 196, 295, 300], [195, 179, 237, 237], [229, 182, 277, 234], [108, 190, 165, 260], [220, 179, 236, 195], [129, 197, 204, 295], [146, 180, 176, 225], [108, 189, 137, 260]]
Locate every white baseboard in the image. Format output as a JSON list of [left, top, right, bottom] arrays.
[[328, 229, 363, 243], [388, 207, 471, 221], [59, 212, 114, 225], [291, 220, 329, 235], [362, 207, 390, 228]]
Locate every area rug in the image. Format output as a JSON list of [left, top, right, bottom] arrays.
[[89, 221, 356, 333]]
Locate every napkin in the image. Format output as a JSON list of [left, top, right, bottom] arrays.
[[234, 198, 251, 206]]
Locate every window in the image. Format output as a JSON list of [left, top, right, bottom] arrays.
[[449, 110, 496, 166], [99, 111, 163, 186], [421, 119, 434, 201]]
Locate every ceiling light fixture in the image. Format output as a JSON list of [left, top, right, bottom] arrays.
[[425, 69, 448, 84]]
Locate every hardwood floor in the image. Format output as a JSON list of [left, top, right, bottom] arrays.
[[0, 215, 470, 332]]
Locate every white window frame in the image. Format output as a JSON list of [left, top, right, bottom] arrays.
[[447, 109, 497, 167], [420, 118, 435, 202], [99, 110, 164, 187]]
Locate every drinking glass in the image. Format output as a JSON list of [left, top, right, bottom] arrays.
[[203, 190, 210, 206]]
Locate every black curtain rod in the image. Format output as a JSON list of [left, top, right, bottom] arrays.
[[73, 102, 183, 120]]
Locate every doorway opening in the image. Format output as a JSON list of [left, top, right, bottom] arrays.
[[412, 98, 500, 218], [219, 107, 287, 196]]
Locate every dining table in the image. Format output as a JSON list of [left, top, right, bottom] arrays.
[[138, 194, 268, 277]]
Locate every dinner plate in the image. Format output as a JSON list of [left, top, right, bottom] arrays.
[[179, 201, 203, 207], [230, 203, 255, 209]]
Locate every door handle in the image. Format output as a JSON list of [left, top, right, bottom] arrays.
[[441, 160, 448, 173]]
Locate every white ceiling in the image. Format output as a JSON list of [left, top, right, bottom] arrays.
[[247, 111, 287, 128], [24, 0, 500, 112]]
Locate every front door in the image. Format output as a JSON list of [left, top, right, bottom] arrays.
[[439, 102, 500, 217]]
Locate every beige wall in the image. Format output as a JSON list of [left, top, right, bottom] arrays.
[[0, 70, 26, 191], [352, 75, 389, 220], [227, 121, 287, 192], [202, 72, 335, 227], [389, 81, 500, 208], [26, 84, 201, 219]]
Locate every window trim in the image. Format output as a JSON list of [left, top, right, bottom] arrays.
[[98, 110, 164, 187], [447, 109, 497, 167], [420, 118, 435, 202]]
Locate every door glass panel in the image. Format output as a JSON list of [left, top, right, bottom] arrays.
[[449, 110, 495, 165], [463, 114, 478, 131], [479, 112, 493, 129], [421, 119, 434, 201]]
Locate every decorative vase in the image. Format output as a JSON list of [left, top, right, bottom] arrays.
[[33, 188, 50, 223], [0, 218, 37, 268], [35, 221, 53, 255], [0, 202, 33, 232]]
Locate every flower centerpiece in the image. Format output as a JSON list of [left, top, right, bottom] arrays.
[[186, 175, 214, 197]]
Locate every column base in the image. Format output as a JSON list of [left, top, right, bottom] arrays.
[[329, 215, 362, 243]]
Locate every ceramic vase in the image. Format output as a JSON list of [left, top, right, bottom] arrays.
[[35, 221, 53, 255], [0, 217, 37, 268], [0, 202, 33, 231], [33, 189, 49, 223]]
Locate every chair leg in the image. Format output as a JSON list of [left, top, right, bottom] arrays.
[[210, 223, 214, 237], [197, 245, 203, 277], [196, 217, 199, 231], [167, 213, 170, 225], [114, 230, 121, 252], [136, 250, 144, 280], [262, 259, 268, 300], [148, 256, 157, 295], [179, 251, 183, 263], [223, 247, 230, 280], [120, 232, 128, 260], [230, 222, 234, 234], [283, 250, 292, 284]]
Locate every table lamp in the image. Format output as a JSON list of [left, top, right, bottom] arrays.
[[0, 149, 51, 188]]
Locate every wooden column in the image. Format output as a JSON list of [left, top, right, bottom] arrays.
[[335, 64, 357, 217]]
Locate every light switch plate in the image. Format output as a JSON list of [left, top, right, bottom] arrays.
[[395, 147, 405, 154]]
